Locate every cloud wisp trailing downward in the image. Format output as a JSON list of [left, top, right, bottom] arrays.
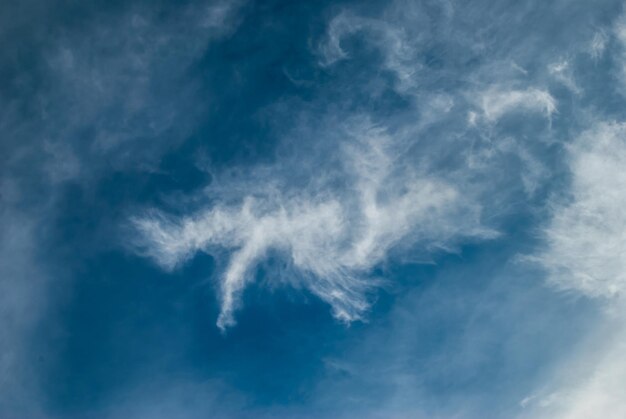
[[132, 0, 574, 332], [133, 119, 496, 330]]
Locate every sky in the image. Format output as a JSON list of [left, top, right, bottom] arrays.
[[2, 0, 626, 418]]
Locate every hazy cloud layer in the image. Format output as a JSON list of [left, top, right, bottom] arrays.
[[4, 0, 626, 418], [0, 0, 244, 416]]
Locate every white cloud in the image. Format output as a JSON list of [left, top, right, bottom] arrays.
[[525, 122, 626, 418], [537, 122, 626, 299], [318, 11, 420, 93], [478, 88, 557, 123], [548, 59, 580, 94], [134, 120, 496, 330], [519, 314, 626, 419], [588, 30, 608, 60], [491, 137, 548, 196]]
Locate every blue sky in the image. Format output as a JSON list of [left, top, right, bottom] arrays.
[[2, 0, 626, 418]]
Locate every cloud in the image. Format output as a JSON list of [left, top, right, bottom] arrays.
[[588, 30, 608, 60], [134, 118, 496, 330], [477, 88, 557, 123], [133, 0, 571, 334], [548, 59, 580, 94], [317, 10, 420, 92], [36, 0, 244, 175], [5, 0, 625, 416], [518, 313, 626, 419], [523, 120, 626, 418], [0, 0, 246, 415], [535, 122, 626, 299]]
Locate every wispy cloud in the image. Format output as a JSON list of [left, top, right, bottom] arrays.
[[478, 88, 557, 123], [134, 118, 496, 330], [318, 11, 419, 92], [37, 0, 244, 175]]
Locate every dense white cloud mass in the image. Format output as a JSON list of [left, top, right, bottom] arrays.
[[524, 122, 626, 419], [516, 7, 626, 416], [134, 121, 496, 329], [537, 122, 626, 298]]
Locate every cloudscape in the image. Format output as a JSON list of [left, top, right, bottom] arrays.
[[2, 0, 626, 418]]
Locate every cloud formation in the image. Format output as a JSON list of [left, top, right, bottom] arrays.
[[318, 11, 419, 92], [537, 122, 626, 299], [7, 0, 626, 417], [478, 88, 557, 123], [524, 121, 626, 419], [134, 119, 496, 329]]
